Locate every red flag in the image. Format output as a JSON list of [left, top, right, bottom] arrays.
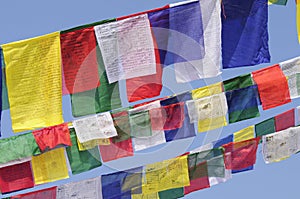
[[252, 65, 291, 110], [11, 187, 57, 199], [32, 123, 72, 152], [60, 27, 100, 95], [0, 161, 34, 193], [223, 137, 260, 170], [99, 138, 133, 162], [275, 109, 295, 131]]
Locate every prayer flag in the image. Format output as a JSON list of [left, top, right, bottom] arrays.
[[279, 56, 300, 98], [102, 167, 142, 199], [234, 126, 255, 142], [57, 177, 102, 199], [262, 126, 300, 163], [31, 148, 69, 184], [143, 156, 190, 194], [2, 32, 63, 132], [99, 138, 133, 162], [191, 82, 223, 99], [0, 133, 41, 164], [133, 131, 166, 151], [77, 138, 110, 151], [274, 109, 295, 131], [225, 85, 260, 123], [222, 0, 270, 68], [60, 27, 100, 94], [255, 118, 275, 139], [32, 123, 71, 152], [223, 74, 253, 91], [223, 137, 260, 170], [112, 110, 131, 143], [160, 92, 196, 141], [73, 112, 117, 143], [207, 156, 232, 186], [129, 111, 152, 138], [11, 187, 57, 199], [66, 129, 102, 175], [213, 135, 233, 148], [252, 65, 291, 110], [158, 188, 184, 199], [0, 162, 34, 193], [132, 192, 159, 199], [70, 38, 122, 117]]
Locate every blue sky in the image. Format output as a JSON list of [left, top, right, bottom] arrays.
[[0, 0, 300, 198]]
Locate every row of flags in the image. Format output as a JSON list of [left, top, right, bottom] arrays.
[[3, 116, 300, 198], [0, 0, 274, 133]]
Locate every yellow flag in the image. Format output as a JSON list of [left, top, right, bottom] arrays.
[[297, 1, 300, 43], [234, 126, 255, 142], [132, 192, 159, 199], [142, 156, 190, 194], [2, 32, 63, 132], [192, 82, 223, 99], [198, 116, 227, 132], [77, 138, 111, 151], [31, 148, 69, 184]]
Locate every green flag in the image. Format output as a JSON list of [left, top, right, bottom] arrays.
[[223, 74, 253, 91], [0, 133, 41, 164], [129, 111, 152, 138], [158, 188, 184, 199], [66, 129, 102, 175], [255, 118, 275, 140]]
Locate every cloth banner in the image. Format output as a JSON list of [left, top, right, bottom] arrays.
[[111, 110, 131, 143], [99, 138, 133, 162], [102, 167, 142, 199], [160, 92, 196, 141], [224, 74, 253, 91], [31, 148, 69, 185], [11, 187, 57, 199], [191, 82, 223, 99], [169, 0, 222, 82], [2, 32, 63, 132], [252, 64, 291, 110], [73, 112, 117, 143], [158, 188, 184, 199], [129, 111, 153, 138], [0, 133, 41, 164], [234, 126, 255, 142], [255, 118, 275, 139], [66, 129, 102, 174], [223, 138, 260, 170], [213, 135, 233, 148], [60, 27, 100, 94], [274, 109, 295, 131], [77, 138, 110, 151], [32, 123, 72, 152], [222, 0, 270, 68], [279, 56, 300, 98], [57, 177, 102, 199], [225, 85, 260, 123], [262, 126, 300, 163], [142, 156, 190, 194], [0, 161, 34, 193]]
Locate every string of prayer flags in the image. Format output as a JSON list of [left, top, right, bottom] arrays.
[[191, 82, 223, 100], [57, 177, 102, 199], [223, 137, 260, 171], [2, 32, 64, 132], [73, 112, 117, 143], [268, 0, 288, 5], [31, 148, 69, 185], [95, 14, 156, 84], [233, 126, 255, 142], [262, 126, 300, 163], [99, 138, 133, 162], [101, 167, 142, 199], [159, 188, 184, 199], [223, 74, 253, 91], [32, 123, 72, 152], [66, 129, 102, 175], [252, 64, 291, 110], [168, 0, 217, 83], [0, 161, 34, 193], [274, 109, 295, 131], [60, 27, 100, 95], [221, 0, 270, 68], [11, 187, 57, 199], [255, 118, 275, 139], [0, 133, 41, 164], [225, 85, 260, 123], [160, 92, 196, 141], [142, 156, 190, 194], [279, 56, 300, 98]]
